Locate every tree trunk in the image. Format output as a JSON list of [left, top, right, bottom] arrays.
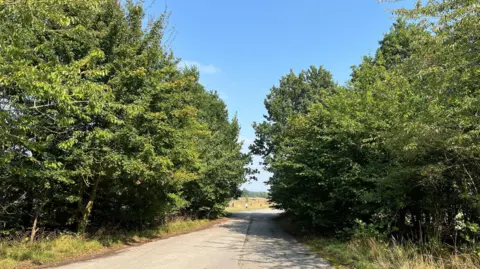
[[397, 209, 406, 242], [412, 206, 423, 243], [78, 177, 100, 235], [30, 214, 38, 242], [416, 210, 423, 244]]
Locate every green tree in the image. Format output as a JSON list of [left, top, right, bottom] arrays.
[[251, 66, 335, 158], [0, 0, 249, 237], [180, 69, 250, 218], [256, 0, 480, 247], [0, 0, 115, 237]]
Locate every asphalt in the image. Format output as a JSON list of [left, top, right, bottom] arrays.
[[53, 209, 332, 269]]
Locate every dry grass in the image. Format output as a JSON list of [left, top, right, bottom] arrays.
[[226, 197, 270, 212], [225, 206, 270, 212], [0, 235, 104, 269], [306, 237, 480, 269], [0, 219, 212, 269]]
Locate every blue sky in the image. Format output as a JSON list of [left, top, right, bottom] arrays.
[[147, 0, 416, 191]]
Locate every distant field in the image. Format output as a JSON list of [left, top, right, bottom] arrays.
[[226, 197, 270, 212]]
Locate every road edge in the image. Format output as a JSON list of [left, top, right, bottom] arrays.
[[32, 218, 229, 269]]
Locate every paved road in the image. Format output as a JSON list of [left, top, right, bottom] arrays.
[[54, 209, 331, 269]]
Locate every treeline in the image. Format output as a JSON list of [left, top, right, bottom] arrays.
[[252, 0, 480, 249], [241, 189, 268, 198], [0, 0, 250, 237]]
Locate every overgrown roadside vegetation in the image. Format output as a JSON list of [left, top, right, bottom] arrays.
[[0, 218, 220, 269], [0, 0, 251, 237], [253, 0, 480, 268], [305, 237, 480, 269], [278, 215, 480, 269]]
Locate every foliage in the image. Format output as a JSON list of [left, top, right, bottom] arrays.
[[0, 0, 249, 236], [252, 0, 480, 251], [241, 188, 268, 198]]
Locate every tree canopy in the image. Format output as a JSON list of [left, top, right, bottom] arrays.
[[253, 0, 480, 248], [0, 0, 250, 236]]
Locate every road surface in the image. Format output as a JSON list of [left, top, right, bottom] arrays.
[[54, 209, 331, 269]]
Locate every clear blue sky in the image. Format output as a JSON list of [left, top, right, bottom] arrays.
[[147, 0, 416, 192]]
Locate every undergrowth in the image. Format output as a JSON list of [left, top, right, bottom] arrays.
[[306, 237, 480, 269]]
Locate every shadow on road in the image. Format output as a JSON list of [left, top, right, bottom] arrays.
[[199, 210, 331, 268]]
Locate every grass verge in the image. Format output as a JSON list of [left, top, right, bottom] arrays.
[[276, 215, 479, 269], [305, 237, 480, 269], [0, 218, 220, 269]]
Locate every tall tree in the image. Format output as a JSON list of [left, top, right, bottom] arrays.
[[251, 66, 335, 161], [0, 0, 249, 236], [256, 0, 480, 246]]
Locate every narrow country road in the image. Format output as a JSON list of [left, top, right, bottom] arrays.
[[54, 209, 331, 269]]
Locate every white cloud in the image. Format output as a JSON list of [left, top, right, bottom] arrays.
[[179, 60, 221, 74]]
